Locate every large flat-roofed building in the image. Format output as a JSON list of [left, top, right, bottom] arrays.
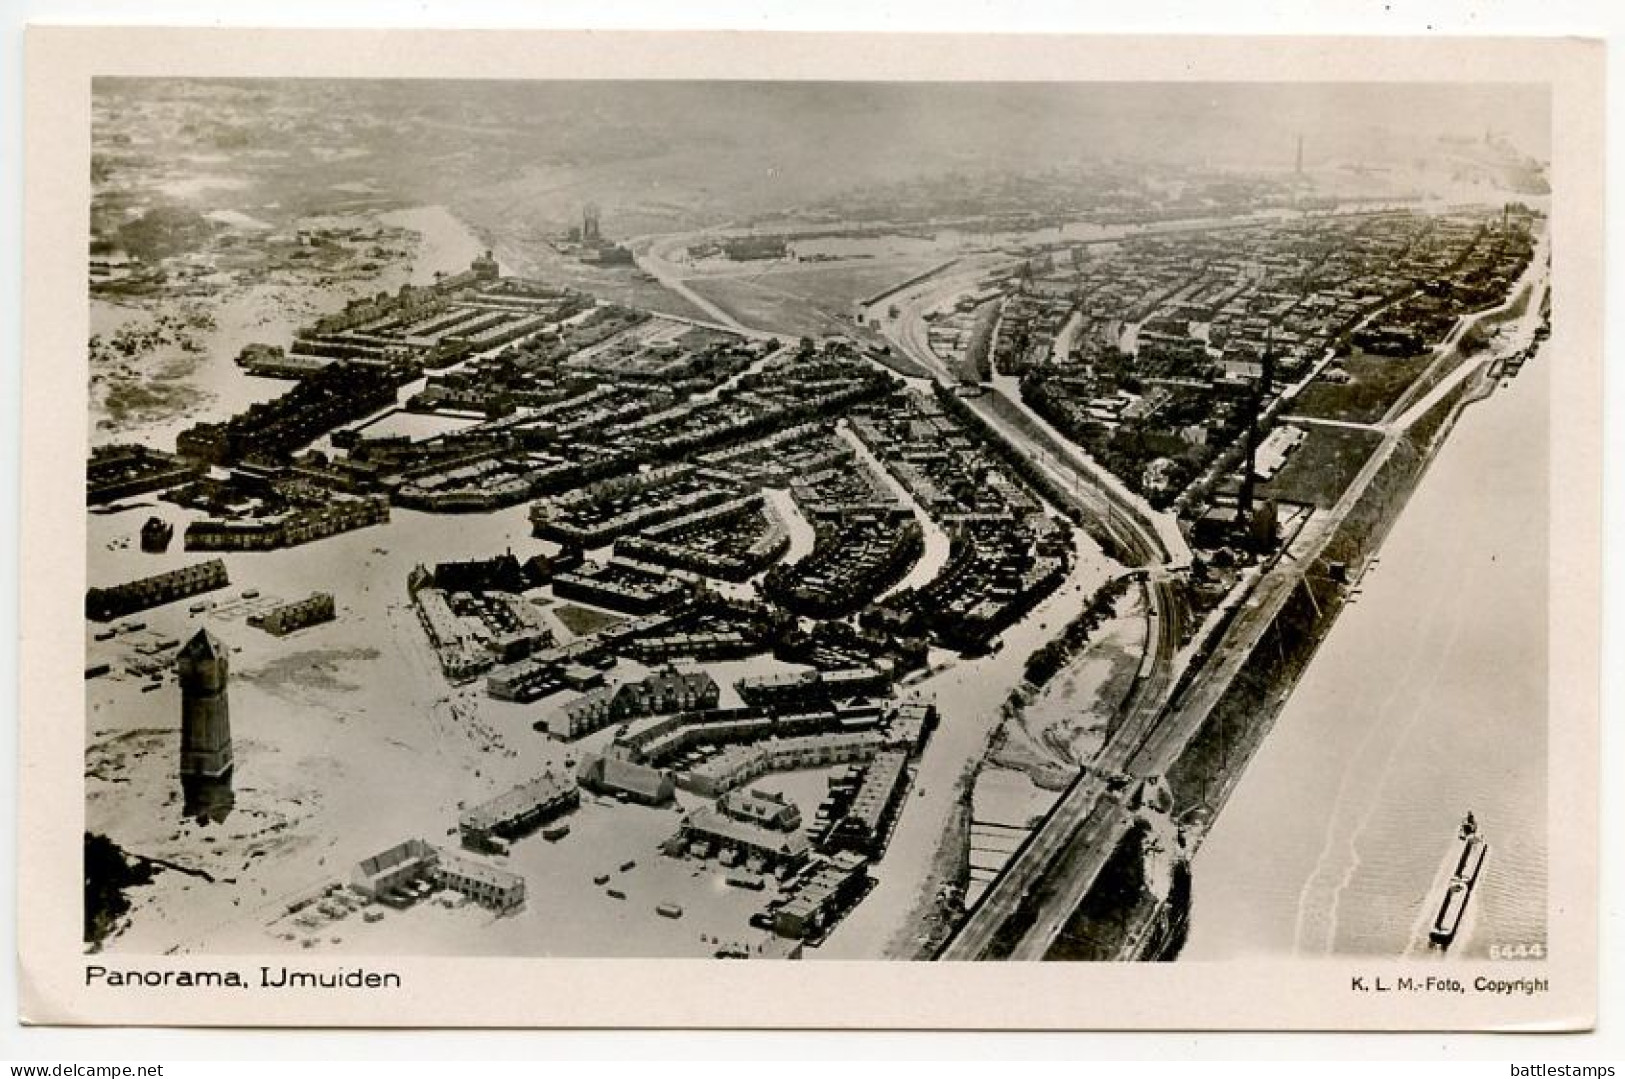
[[433, 850, 526, 912], [488, 660, 566, 704], [881, 701, 938, 757]]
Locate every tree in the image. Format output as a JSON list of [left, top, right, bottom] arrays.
[[84, 832, 151, 946], [1094, 820, 1152, 931]]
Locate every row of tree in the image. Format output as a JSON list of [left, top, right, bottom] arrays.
[[1022, 574, 1133, 687]]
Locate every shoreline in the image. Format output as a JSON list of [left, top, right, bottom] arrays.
[[997, 234, 1551, 962], [1140, 352, 1532, 961], [80, 183, 1552, 963]]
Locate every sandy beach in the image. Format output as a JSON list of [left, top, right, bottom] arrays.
[[89, 204, 488, 452]]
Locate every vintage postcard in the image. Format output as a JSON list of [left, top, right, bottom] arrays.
[[17, 28, 1603, 1028]]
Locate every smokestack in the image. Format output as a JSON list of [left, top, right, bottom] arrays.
[[1261, 325, 1276, 399], [1295, 134, 1304, 176], [1238, 327, 1274, 521]]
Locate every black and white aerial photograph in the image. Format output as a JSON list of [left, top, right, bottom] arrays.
[[77, 74, 1559, 970]]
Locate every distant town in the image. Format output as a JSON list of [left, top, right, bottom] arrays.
[[83, 80, 1552, 962]]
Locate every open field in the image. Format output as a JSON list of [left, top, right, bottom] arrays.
[[539, 270, 717, 325], [737, 258, 951, 312], [683, 257, 950, 338], [1260, 424, 1385, 509], [1291, 350, 1435, 424], [1015, 589, 1145, 766], [552, 603, 628, 638], [683, 275, 855, 338], [487, 237, 718, 324]]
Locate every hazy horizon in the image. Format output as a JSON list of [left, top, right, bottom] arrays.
[[96, 78, 1550, 166], [93, 78, 1550, 240]]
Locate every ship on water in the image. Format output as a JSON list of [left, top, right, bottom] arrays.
[[1428, 812, 1489, 949]]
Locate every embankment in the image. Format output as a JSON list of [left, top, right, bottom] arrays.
[[1057, 362, 1496, 961]]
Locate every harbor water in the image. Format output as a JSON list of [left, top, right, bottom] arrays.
[[1183, 353, 1549, 960]]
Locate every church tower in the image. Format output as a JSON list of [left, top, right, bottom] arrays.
[[177, 630, 233, 780]]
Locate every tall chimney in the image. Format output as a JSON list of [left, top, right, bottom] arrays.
[[1238, 327, 1274, 521]]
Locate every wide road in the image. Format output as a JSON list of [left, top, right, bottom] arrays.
[[872, 276, 1200, 962], [936, 572, 1183, 961], [943, 403, 1405, 961], [942, 273, 1549, 960], [626, 225, 1191, 965], [630, 233, 755, 334], [936, 221, 1552, 962]]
